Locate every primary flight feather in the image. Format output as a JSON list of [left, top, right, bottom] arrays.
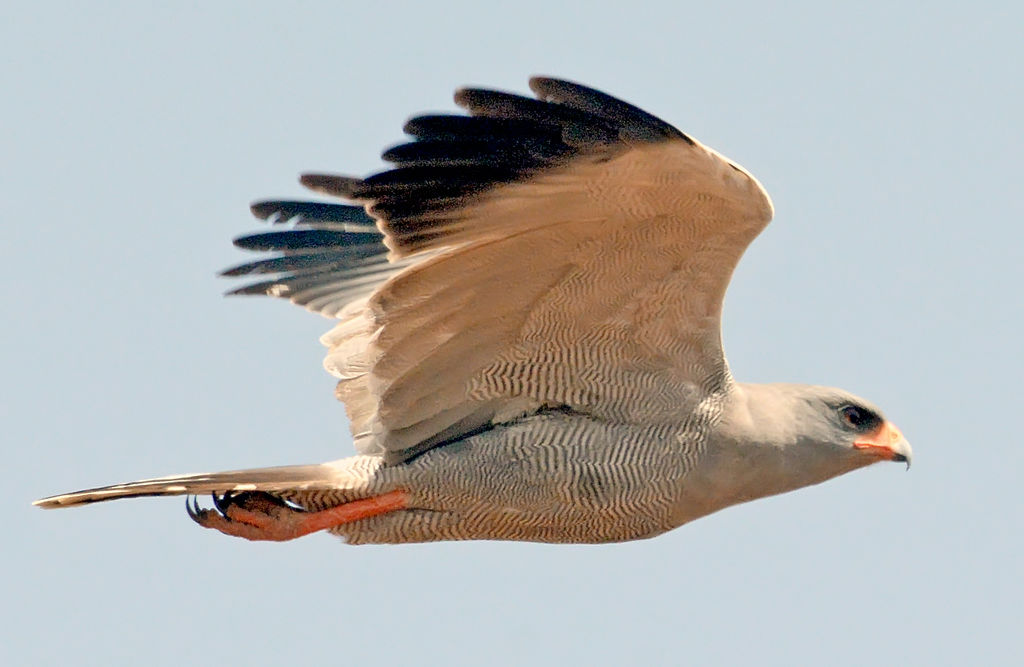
[[36, 77, 910, 544]]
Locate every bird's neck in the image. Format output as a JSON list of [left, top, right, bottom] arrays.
[[669, 383, 865, 525]]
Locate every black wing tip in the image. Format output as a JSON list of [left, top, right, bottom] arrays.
[[452, 86, 552, 118], [527, 75, 692, 145], [451, 86, 486, 109], [299, 173, 365, 198], [527, 75, 581, 97], [250, 200, 283, 220], [231, 229, 381, 252], [249, 199, 377, 226], [223, 279, 291, 297], [219, 263, 250, 277], [245, 76, 692, 261]]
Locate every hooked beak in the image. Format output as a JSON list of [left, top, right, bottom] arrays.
[[853, 421, 912, 469]]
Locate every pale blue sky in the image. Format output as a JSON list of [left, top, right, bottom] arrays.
[[4, 2, 1021, 665]]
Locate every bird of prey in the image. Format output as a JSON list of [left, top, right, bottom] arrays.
[[36, 77, 911, 544]]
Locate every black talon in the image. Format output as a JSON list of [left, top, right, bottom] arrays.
[[186, 495, 204, 523], [211, 492, 230, 515]]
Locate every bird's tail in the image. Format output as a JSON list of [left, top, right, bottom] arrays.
[[34, 462, 361, 509]]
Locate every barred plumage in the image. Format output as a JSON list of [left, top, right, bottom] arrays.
[[35, 76, 911, 545]]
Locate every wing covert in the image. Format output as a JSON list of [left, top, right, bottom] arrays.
[[229, 77, 774, 463]]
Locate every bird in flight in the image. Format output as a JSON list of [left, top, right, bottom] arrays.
[[36, 77, 911, 544]]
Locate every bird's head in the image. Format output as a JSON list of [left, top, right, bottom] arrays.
[[801, 386, 911, 470], [717, 384, 912, 499]]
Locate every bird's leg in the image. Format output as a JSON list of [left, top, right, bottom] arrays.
[[186, 490, 408, 542]]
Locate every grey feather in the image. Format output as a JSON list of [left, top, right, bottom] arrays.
[[36, 77, 910, 547]]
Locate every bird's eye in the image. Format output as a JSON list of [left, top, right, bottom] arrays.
[[839, 405, 879, 431]]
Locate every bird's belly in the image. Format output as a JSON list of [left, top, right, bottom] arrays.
[[339, 414, 696, 545]]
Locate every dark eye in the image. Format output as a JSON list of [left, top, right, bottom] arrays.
[[839, 405, 880, 431]]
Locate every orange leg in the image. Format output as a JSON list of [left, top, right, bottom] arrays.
[[187, 490, 408, 542]]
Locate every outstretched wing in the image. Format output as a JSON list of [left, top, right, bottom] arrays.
[[226, 77, 774, 463]]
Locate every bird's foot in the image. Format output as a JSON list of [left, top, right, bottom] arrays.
[[186, 489, 409, 542], [187, 492, 308, 541]]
